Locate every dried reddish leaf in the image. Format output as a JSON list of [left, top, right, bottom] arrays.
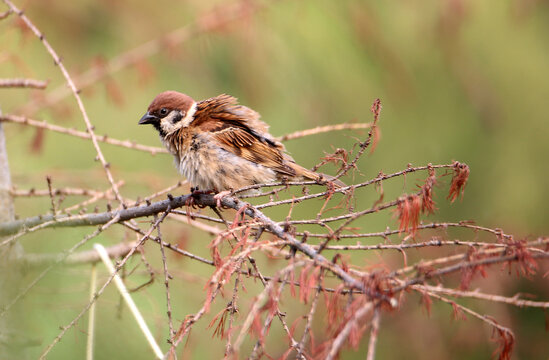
[[289, 264, 297, 298], [348, 322, 368, 350], [105, 77, 125, 106], [410, 195, 421, 234], [447, 161, 470, 202], [369, 98, 382, 153], [299, 265, 313, 304], [208, 307, 229, 338], [373, 176, 385, 208], [278, 347, 294, 360], [135, 58, 156, 86], [459, 247, 487, 290], [491, 325, 515, 360], [505, 239, 538, 277], [210, 244, 223, 269], [251, 307, 263, 340], [203, 285, 214, 313], [362, 271, 393, 305], [421, 291, 433, 316], [394, 195, 421, 235], [332, 254, 350, 273], [170, 232, 189, 260], [450, 301, 467, 321], [319, 147, 350, 174], [13, 17, 33, 41], [229, 226, 251, 255], [308, 326, 316, 356], [289, 316, 305, 340], [328, 285, 345, 326], [30, 127, 45, 153], [420, 166, 437, 214], [305, 267, 321, 303]]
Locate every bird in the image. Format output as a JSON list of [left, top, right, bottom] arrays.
[[138, 91, 344, 202]]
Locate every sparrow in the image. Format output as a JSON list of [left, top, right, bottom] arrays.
[[138, 91, 344, 199]]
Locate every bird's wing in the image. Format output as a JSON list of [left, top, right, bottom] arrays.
[[213, 126, 297, 177], [194, 95, 296, 177], [194, 94, 274, 139]]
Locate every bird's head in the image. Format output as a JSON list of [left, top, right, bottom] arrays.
[[139, 91, 197, 136]]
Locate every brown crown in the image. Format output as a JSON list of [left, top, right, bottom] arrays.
[[147, 91, 195, 113]]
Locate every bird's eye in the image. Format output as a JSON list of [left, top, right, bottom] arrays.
[[160, 108, 168, 116]]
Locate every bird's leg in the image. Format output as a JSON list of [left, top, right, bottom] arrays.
[[185, 187, 197, 208], [186, 186, 213, 208], [213, 190, 232, 208], [190, 186, 215, 196]]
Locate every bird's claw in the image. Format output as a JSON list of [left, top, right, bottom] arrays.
[[186, 187, 214, 208], [213, 190, 232, 208]]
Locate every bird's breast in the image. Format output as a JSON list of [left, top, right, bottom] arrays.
[[171, 132, 277, 191]]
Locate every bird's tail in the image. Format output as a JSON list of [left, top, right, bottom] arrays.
[[291, 164, 346, 188]]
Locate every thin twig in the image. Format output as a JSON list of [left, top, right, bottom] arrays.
[[224, 264, 242, 359], [366, 307, 381, 360], [86, 263, 97, 360], [326, 302, 374, 360], [46, 176, 58, 216], [334, 99, 381, 180], [3, 0, 124, 203], [157, 218, 175, 340], [39, 210, 169, 359], [169, 284, 223, 352], [23, 240, 138, 266], [414, 284, 549, 309], [276, 122, 372, 141], [0, 113, 167, 155], [0, 78, 48, 89], [296, 270, 323, 358], [94, 243, 164, 359], [19, 0, 263, 116], [0, 9, 12, 19], [0, 215, 121, 319]]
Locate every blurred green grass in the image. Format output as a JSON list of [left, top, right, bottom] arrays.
[[1, 0, 548, 358]]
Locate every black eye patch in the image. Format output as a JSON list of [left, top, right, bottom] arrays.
[[172, 111, 185, 123]]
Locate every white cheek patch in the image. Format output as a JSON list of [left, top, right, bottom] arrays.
[[181, 102, 197, 128], [161, 102, 198, 133], [160, 116, 175, 134]]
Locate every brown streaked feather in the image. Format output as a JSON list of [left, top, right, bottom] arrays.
[[287, 163, 346, 188], [192, 95, 299, 177], [194, 94, 270, 135], [193, 95, 346, 187], [213, 126, 297, 177]]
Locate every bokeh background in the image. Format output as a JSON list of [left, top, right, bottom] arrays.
[[1, 0, 548, 359]]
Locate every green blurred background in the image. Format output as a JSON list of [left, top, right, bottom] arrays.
[[1, 0, 548, 359]]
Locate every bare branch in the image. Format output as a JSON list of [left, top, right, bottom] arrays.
[[276, 122, 372, 141], [326, 302, 374, 360], [0, 113, 167, 155], [0, 215, 121, 319], [414, 284, 549, 309], [23, 241, 138, 266], [3, 0, 123, 202], [39, 210, 170, 358], [19, 0, 263, 117], [0, 78, 48, 89], [366, 307, 381, 360]]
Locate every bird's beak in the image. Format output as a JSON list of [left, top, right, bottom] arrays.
[[138, 112, 157, 125]]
